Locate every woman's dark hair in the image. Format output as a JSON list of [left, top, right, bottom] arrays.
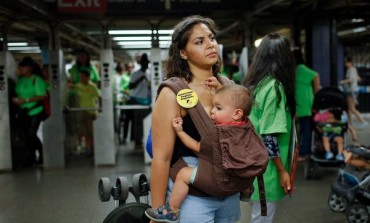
[[165, 15, 221, 82], [76, 49, 92, 67], [243, 33, 296, 117], [115, 62, 124, 73]]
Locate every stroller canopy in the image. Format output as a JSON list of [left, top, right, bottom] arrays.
[[313, 87, 347, 111]]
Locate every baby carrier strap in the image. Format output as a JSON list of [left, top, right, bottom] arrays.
[[157, 77, 223, 137], [158, 77, 267, 215]]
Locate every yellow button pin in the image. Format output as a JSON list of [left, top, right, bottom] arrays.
[[176, 89, 198, 108]]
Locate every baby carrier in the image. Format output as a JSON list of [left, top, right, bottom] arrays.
[[158, 77, 269, 215]]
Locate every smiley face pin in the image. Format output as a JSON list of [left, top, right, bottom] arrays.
[[176, 89, 199, 108]]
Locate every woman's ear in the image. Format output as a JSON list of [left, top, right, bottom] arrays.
[[233, 109, 244, 121], [180, 50, 188, 60]]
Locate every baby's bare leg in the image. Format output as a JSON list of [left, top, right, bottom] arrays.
[[323, 136, 331, 152], [169, 166, 194, 210], [334, 136, 344, 154]]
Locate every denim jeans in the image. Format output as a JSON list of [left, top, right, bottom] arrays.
[[166, 156, 241, 223]]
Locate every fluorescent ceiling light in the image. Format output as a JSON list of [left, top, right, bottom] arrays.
[[352, 27, 367, 33], [117, 41, 171, 46], [117, 41, 152, 45], [109, 30, 152, 35], [8, 46, 41, 52], [8, 42, 28, 46], [113, 36, 151, 41], [254, 38, 262, 47], [159, 36, 171, 40], [158, 30, 173, 34], [109, 30, 173, 35], [120, 44, 151, 49], [351, 18, 364, 23]]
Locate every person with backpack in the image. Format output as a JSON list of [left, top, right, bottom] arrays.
[[243, 33, 296, 223], [145, 84, 258, 222], [148, 15, 242, 223], [12, 56, 47, 167]]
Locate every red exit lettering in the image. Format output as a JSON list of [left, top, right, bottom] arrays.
[[58, 0, 107, 13]]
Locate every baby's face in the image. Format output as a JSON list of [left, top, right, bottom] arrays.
[[210, 92, 237, 124]]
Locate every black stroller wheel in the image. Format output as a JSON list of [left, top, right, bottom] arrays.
[[99, 177, 111, 202], [346, 204, 369, 223], [116, 177, 129, 202], [328, 191, 348, 212], [103, 202, 151, 223]]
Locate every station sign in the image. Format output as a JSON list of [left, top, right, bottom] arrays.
[[57, 0, 107, 13]]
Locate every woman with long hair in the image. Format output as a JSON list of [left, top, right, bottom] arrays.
[[243, 33, 296, 223], [148, 15, 240, 223]]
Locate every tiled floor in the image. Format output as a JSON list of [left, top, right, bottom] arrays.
[[0, 115, 369, 223]]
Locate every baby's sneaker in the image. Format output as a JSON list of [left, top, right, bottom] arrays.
[[145, 204, 179, 223], [325, 151, 334, 160], [335, 153, 344, 161]]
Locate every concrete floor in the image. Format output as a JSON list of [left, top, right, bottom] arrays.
[[0, 115, 369, 223]]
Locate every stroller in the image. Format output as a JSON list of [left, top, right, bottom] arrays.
[[304, 87, 348, 179], [328, 145, 370, 223], [98, 173, 151, 223]]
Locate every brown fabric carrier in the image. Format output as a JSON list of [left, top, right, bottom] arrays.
[[158, 77, 268, 216]]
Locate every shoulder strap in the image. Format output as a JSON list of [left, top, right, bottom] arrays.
[[157, 77, 216, 136]]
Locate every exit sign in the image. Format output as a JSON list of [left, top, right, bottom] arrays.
[[58, 0, 107, 13]]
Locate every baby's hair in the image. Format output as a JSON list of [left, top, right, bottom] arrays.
[[216, 84, 254, 118]]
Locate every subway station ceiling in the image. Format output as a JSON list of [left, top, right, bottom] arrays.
[[1, 0, 370, 61]]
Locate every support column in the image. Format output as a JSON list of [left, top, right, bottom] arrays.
[[310, 18, 343, 87], [0, 52, 15, 171], [94, 47, 115, 166], [43, 23, 66, 168]]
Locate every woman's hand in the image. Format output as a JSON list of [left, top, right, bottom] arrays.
[[12, 97, 25, 106], [279, 170, 291, 194]]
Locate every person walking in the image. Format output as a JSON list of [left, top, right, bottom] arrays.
[[243, 33, 296, 223], [12, 56, 47, 166], [294, 49, 321, 160], [341, 56, 368, 129]]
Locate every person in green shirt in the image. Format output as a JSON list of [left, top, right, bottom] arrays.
[[294, 49, 321, 161], [67, 49, 100, 85], [12, 56, 47, 166], [74, 70, 101, 156], [243, 33, 296, 223]]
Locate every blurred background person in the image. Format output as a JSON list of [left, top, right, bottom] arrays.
[[12, 56, 47, 167], [73, 69, 101, 156], [294, 49, 321, 161], [127, 53, 151, 149], [340, 56, 368, 129]]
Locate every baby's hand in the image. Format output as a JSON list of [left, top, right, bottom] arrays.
[[172, 117, 183, 132], [205, 77, 221, 94]]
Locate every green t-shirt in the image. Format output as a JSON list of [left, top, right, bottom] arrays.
[[15, 75, 47, 116], [249, 77, 292, 201], [74, 82, 100, 115], [68, 64, 100, 84], [295, 64, 317, 117], [121, 73, 130, 92]]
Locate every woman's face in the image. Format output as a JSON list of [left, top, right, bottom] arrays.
[[180, 23, 218, 69], [18, 65, 32, 76]]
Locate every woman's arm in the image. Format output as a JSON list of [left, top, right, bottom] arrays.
[[150, 87, 181, 210], [272, 157, 291, 194], [312, 74, 321, 93]]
